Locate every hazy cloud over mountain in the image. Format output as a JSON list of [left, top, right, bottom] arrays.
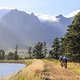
[[0, 9, 75, 50]]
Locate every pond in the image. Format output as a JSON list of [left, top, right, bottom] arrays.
[[0, 63, 25, 77]]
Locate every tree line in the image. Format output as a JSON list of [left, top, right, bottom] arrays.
[[27, 12, 80, 62], [27, 39, 61, 59], [0, 44, 19, 60], [0, 12, 80, 62], [0, 38, 61, 60]]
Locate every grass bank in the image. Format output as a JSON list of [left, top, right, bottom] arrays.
[[8, 59, 45, 80], [0, 60, 32, 65], [0, 59, 33, 80]]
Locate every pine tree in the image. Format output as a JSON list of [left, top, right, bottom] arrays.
[[51, 37, 61, 59], [14, 44, 19, 60], [51, 37, 60, 59], [43, 42, 47, 58], [28, 47, 32, 59], [61, 12, 80, 61], [0, 49, 5, 60], [62, 12, 80, 54], [33, 42, 44, 59]]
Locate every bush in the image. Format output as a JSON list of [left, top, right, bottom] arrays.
[[64, 53, 80, 62]]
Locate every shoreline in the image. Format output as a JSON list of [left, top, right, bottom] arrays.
[[0, 60, 32, 80], [8, 59, 45, 80]]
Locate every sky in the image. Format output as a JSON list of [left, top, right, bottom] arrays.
[[0, 0, 80, 16]]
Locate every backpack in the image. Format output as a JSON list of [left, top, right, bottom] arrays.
[[63, 56, 68, 62]]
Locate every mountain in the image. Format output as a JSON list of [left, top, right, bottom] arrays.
[[0, 9, 9, 17], [0, 9, 73, 51]]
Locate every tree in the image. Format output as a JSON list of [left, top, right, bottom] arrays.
[[61, 12, 80, 61], [28, 47, 32, 59], [0, 49, 5, 60], [7, 52, 15, 60], [43, 42, 47, 58], [62, 12, 80, 54], [49, 50, 54, 58], [33, 42, 44, 59], [51, 37, 61, 59], [14, 44, 19, 60]]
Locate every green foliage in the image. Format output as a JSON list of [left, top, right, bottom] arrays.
[[7, 44, 19, 60], [49, 50, 54, 58], [33, 42, 47, 59], [0, 49, 5, 60], [7, 52, 15, 60], [49, 37, 61, 59], [14, 44, 19, 60], [42, 42, 47, 58], [70, 54, 80, 62], [28, 47, 32, 59], [33, 42, 44, 59], [61, 12, 80, 62]]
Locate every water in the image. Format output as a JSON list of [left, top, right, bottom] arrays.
[[0, 63, 25, 77]]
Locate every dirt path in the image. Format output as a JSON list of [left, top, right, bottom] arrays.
[[44, 60, 80, 80]]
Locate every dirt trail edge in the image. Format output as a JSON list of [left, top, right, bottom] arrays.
[[44, 60, 80, 80], [10, 59, 45, 80]]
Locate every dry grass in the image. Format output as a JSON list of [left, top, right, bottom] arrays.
[[68, 62, 80, 74], [9, 59, 45, 80], [46, 59, 80, 75], [44, 59, 80, 80]]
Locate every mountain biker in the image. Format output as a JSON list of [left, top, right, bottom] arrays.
[[59, 55, 68, 68], [62, 56, 68, 68]]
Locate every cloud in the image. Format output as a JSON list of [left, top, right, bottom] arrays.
[[0, 7, 15, 10], [67, 9, 80, 17], [35, 13, 58, 22]]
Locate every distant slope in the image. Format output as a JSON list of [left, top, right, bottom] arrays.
[[0, 9, 73, 50], [0, 9, 9, 17]]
